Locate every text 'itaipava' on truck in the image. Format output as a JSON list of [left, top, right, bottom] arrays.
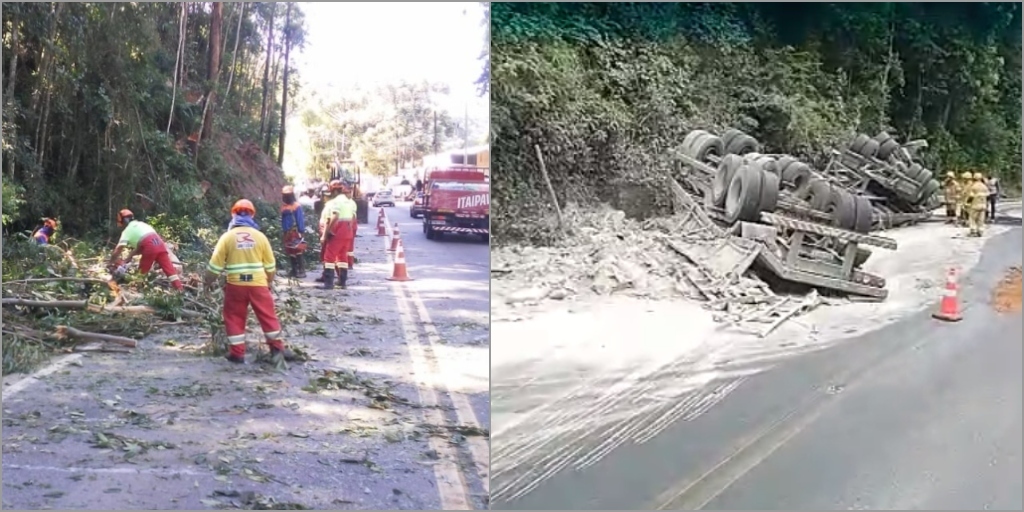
[[422, 168, 490, 241]]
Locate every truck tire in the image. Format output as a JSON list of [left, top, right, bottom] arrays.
[[915, 168, 933, 188], [712, 154, 744, 207], [857, 138, 880, 159], [849, 133, 872, 154], [827, 188, 858, 231], [877, 137, 900, 160], [873, 131, 892, 144], [721, 128, 745, 150], [724, 133, 759, 156], [750, 155, 778, 176], [807, 178, 834, 211], [691, 132, 725, 163], [780, 159, 814, 197], [759, 169, 780, 213], [724, 164, 765, 224], [424, 220, 436, 240], [682, 130, 708, 158], [914, 179, 941, 205], [905, 163, 926, 182], [852, 195, 873, 234]]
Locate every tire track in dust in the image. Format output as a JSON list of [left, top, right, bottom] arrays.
[[492, 344, 757, 503]]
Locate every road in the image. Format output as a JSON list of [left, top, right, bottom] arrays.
[[492, 213, 1021, 510], [1, 201, 490, 510]]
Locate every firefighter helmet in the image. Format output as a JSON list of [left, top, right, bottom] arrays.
[[945, 171, 956, 179], [117, 209, 134, 227], [973, 172, 983, 180], [281, 185, 295, 195], [961, 171, 973, 180], [231, 199, 256, 216], [329, 179, 344, 191]]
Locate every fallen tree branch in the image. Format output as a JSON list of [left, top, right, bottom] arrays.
[[2, 277, 109, 286], [87, 303, 203, 319], [55, 325, 137, 348], [1, 298, 88, 308]]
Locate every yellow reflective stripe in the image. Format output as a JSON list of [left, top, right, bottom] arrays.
[[224, 263, 266, 271], [207, 263, 224, 273]]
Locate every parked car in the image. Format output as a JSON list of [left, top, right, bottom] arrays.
[[410, 192, 426, 218], [372, 189, 395, 207]]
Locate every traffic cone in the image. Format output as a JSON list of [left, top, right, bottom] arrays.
[[932, 267, 963, 322], [389, 223, 401, 252], [386, 240, 413, 282], [376, 210, 387, 236]]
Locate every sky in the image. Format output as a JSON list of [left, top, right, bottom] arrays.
[[293, 2, 488, 121]]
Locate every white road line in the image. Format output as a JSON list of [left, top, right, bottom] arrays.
[[406, 286, 490, 493], [392, 281, 473, 510], [2, 353, 84, 402]]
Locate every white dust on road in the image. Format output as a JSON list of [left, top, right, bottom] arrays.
[[490, 212, 1021, 503]]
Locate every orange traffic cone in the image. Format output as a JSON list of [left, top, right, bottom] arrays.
[[389, 223, 402, 252], [386, 240, 413, 282], [376, 209, 387, 236], [932, 267, 963, 322]]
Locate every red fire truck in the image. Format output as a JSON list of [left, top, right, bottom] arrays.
[[421, 167, 490, 241]]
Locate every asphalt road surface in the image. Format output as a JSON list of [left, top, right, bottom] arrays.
[[382, 201, 491, 439], [2, 203, 490, 510], [493, 223, 1022, 510]]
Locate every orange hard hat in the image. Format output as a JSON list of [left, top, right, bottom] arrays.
[[282, 185, 294, 195], [231, 199, 256, 216], [117, 209, 134, 226]]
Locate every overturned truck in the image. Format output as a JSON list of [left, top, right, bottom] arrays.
[[669, 128, 941, 300]]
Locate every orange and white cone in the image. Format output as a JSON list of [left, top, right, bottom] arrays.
[[932, 267, 962, 322], [376, 209, 387, 236], [389, 223, 402, 252], [386, 240, 413, 282]]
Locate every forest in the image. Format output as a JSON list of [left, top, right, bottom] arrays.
[[490, 2, 1022, 244], [2, 2, 311, 238]]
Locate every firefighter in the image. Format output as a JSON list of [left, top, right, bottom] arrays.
[[313, 184, 331, 283], [942, 172, 959, 222], [108, 209, 183, 291], [967, 172, 989, 237], [280, 186, 307, 278], [341, 183, 358, 270], [32, 218, 58, 245], [986, 174, 1001, 223], [320, 180, 356, 290], [205, 199, 296, 364], [957, 171, 973, 226]]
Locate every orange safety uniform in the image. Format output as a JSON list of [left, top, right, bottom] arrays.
[[207, 224, 286, 360]]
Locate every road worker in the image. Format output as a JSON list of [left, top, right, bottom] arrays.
[[966, 172, 989, 237], [942, 172, 959, 222], [320, 180, 356, 290], [986, 174, 1002, 223], [32, 218, 58, 245], [341, 183, 358, 270], [280, 185, 307, 278], [957, 171, 973, 226], [108, 209, 183, 291], [205, 199, 296, 364], [313, 183, 331, 283]]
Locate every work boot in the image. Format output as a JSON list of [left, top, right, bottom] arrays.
[[296, 257, 307, 278], [321, 269, 335, 289], [315, 266, 326, 283], [225, 344, 246, 364], [270, 347, 299, 362], [288, 257, 298, 278], [337, 268, 348, 289]]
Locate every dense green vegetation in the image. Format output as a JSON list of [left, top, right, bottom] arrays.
[[2, 2, 307, 237], [491, 2, 1022, 244]]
